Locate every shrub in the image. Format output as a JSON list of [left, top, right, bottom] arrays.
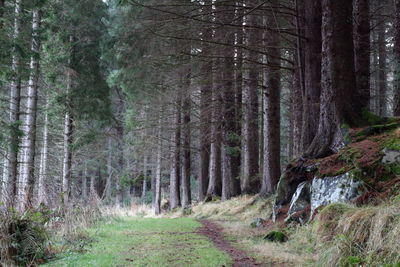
[[0, 209, 51, 266]]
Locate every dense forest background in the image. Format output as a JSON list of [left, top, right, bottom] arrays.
[[0, 0, 399, 214]]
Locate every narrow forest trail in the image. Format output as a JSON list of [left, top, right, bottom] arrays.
[[44, 217, 264, 267], [198, 220, 261, 267]]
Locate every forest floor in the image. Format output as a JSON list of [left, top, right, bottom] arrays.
[[43, 217, 263, 267]]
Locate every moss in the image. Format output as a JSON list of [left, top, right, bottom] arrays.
[[357, 122, 400, 137], [339, 148, 362, 164], [384, 163, 400, 176], [360, 110, 387, 126], [340, 255, 363, 267], [263, 231, 288, 243], [384, 138, 400, 151]]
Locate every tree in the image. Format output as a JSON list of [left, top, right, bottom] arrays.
[[300, 0, 322, 152], [1, 0, 23, 210], [241, 6, 261, 194], [377, 0, 387, 117], [261, 1, 281, 195], [170, 94, 181, 209], [306, 0, 361, 158], [353, 0, 370, 110], [198, 0, 212, 201], [393, 0, 400, 116], [19, 6, 42, 210], [62, 36, 75, 204], [219, 0, 240, 201]]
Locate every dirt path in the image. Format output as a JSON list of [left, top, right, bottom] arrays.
[[198, 220, 261, 267]]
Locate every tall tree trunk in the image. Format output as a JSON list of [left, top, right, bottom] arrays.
[[241, 7, 260, 194], [82, 163, 88, 202], [377, 1, 387, 117], [372, 30, 380, 114], [0, 0, 5, 29], [181, 84, 191, 207], [115, 90, 124, 206], [38, 96, 49, 205], [105, 137, 113, 201], [170, 95, 181, 209], [233, 0, 244, 195], [292, 53, 303, 157], [353, 0, 370, 111], [394, 0, 400, 116], [151, 149, 156, 209], [154, 114, 162, 215], [306, 0, 359, 158], [19, 8, 41, 210], [300, 0, 322, 152], [220, 1, 240, 201], [261, 2, 281, 195], [62, 37, 75, 205], [198, 0, 212, 201], [1, 0, 22, 210], [141, 153, 147, 201], [206, 59, 222, 200]]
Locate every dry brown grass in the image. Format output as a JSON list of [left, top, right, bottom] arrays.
[[315, 201, 400, 266], [174, 195, 317, 266]]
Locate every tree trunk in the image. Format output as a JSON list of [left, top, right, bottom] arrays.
[[198, 0, 212, 201], [0, 0, 5, 29], [220, 1, 240, 201], [306, 0, 359, 158], [62, 35, 75, 205], [181, 84, 191, 207], [115, 90, 124, 206], [353, 0, 370, 111], [233, 0, 244, 195], [292, 53, 303, 157], [151, 150, 156, 209], [394, 0, 400, 116], [300, 0, 322, 152], [241, 7, 260, 194], [19, 8, 41, 210], [82, 163, 88, 202], [141, 153, 147, 201], [206, 59, 222, 200], [105, 137, 113, 201], [1, 0, 22, 210], [38, 96, 49, 205], [261, 2, 281, 195], [377, 1, 387, 117], [154, 115, 162, 215], [170, 95, 181, 209]]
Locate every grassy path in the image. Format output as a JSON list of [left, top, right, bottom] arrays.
[[44, 217, 232, 267]]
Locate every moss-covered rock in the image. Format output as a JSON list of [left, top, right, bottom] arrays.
[[356, 122, 400, 138], [263, 231, 288, 243]]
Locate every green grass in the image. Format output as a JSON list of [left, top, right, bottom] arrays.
[[44, 217, 232, 267]]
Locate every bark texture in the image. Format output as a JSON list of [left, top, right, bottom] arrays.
[[181, 64, 191, 207], [170, 95, 181, 209], [220, 1, 240, 201], [206, 63, 222, 199], [301, 0, 322, 152], [395, 0, 400, 116], [62, 36, 75, 205], [377, 1, 387, 117], [38, 97, 49, 205], [353, 0, 370, 111], [306, 0, 359, 158], [19, 8, 41, 210], [261, 2, 281, 195], [241, 7, 260, 194], [1, 0, 22, 210], [198, 0, 212, 201]]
